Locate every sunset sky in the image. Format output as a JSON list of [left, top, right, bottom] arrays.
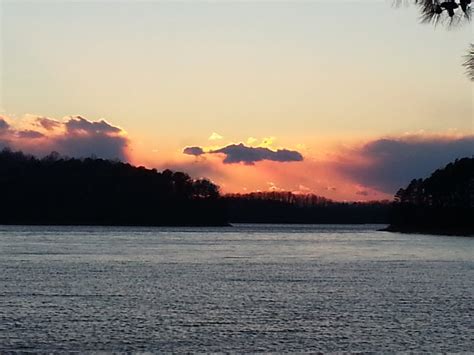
[[0, 0, 472, 200]]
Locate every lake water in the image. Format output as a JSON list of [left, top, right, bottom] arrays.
[[0, 224, 472, 352]]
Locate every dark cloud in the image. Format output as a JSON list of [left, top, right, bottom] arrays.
[[17, 130, 44, 139], [0, 119, 12, 149], [65, 116, 122, 135], [183, 146, 205, 156], [56, 116, 128, 160], [337, 135, 474, 193], [0, 118, 10, 132], [1, 115, 129, 161], [54, 134, 128, 160], [210, 143, 303, 165], [36, 117, 61, 131], [356, 190, 370, 196]]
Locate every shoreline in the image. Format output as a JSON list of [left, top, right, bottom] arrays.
[[382, 225, 474, 237], [0, 221, 232, 228]]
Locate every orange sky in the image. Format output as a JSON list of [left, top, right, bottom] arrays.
[[0, 2, 472, 201], [2, 114, 472, 201]]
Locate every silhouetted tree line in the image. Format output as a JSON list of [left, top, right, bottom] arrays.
[[224, 192, 391, 224], [5, 148, 470, 230], [0, 149, 395, 226], [0, 149, 227, 226], [388, 157, 474, 235]]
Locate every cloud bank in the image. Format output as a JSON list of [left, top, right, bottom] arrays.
[[0, 115, 129, 161], [334, 135, 474, 193]]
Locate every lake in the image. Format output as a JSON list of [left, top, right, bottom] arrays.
[[0, 224, 472, 352]]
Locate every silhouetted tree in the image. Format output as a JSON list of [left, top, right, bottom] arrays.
[[388, 157, 474, 235], [394, 0, 472, 80], [415, 0, 471, 25], [464, 44, 474, 80], [0, 149, 227, 226], [192, 179, 220, 199], [224, 192, 391, 224]]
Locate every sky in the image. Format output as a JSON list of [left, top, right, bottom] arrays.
[[0, 0, 472, 200]]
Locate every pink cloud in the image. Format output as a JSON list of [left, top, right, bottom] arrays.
[[0, 115, 129, 161]]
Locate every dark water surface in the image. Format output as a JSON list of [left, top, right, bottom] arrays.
[[0, 224, 472, 352]]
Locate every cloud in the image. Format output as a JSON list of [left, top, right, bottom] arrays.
[[183, 146, 205, 156], [65, 116, 122, 135], [0, 118, 10, 132], [209, 132, 223, 141], [35, 117, 61, 131], [182, 142, 304, 165], [335, 135, 474, 193], [0, 118, 13, 148], [54, 133, 128, 160], [211, 143, 304, 165], [17, 130, 44, 139], [0, 115, 129, 161]]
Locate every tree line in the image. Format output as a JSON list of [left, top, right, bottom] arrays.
[[0, 149, 392, 226], [0, 149, 226, 226], [388, 157, 474, 235], [1, 148, 472, 231], [224, 192, 391, 224]]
